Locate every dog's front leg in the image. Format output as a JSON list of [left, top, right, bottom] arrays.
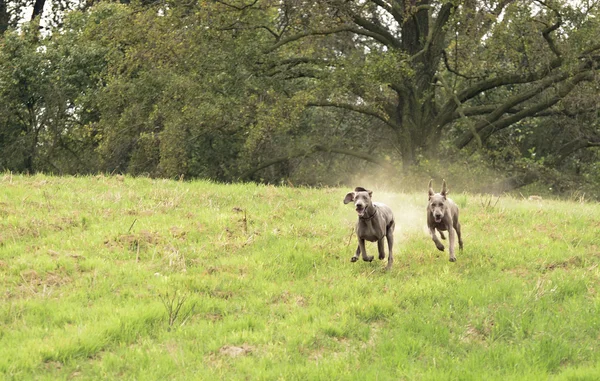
[[448, 224, 457, 262], [351, 245, 360, 262], [430, 227, 445, 251], [377, 238, 386, 260], [358, 238, 374, 262]]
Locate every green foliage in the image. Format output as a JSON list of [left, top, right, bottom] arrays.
[[0, 13, 107, 174], [0, 1, 599, 194]]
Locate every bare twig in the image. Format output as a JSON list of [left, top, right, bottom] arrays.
[[347, 227, 355, 247], [127, 218, 137, 233]]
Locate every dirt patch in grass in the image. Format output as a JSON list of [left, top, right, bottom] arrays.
[[502, 267, 532, 278], [169, 226, 187, 239], [210, 289, 235, 300], [106, 230, 162, 251], [12, 268, 72, 298], [47, 249, 86, 261], [219, 344, 254, 357], [540, 253, 600, 272], [52, 213, 83, 230], [270, 291, 308, 307], [205, 344, 255, 368], [203, 313, 223, 322], [460, 323, 492, 345], [307, 337, 355, 362]]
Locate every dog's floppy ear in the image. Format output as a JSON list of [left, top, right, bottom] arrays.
[[344, 192, 355, 204], [354, 187, 373, 198], [428, 180, 435, 199], [441, 179, 448, 198]]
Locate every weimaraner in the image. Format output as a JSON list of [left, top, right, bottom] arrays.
[[427, 179, 463, 262], [344, 187, 395, 269]]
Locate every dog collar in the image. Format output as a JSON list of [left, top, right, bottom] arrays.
[[360, 206, 378, 220]]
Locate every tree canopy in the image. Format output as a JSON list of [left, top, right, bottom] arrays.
[[0, 0, 599, 196]]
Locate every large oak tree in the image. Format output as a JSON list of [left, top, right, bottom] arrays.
[[244, 0, 600, 169]]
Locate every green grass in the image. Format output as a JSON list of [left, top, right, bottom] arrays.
[[1, 173, 600, 380]]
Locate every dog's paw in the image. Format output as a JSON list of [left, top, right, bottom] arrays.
[[379, 253, 385, 260], [363, 256, 374, 262], [436, 243, 445, 251], [350, 257, 358, 262], [440, 232, 446, 240], [449, 256, 457, 262]]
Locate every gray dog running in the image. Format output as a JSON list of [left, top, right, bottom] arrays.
[[427, 180, 463, 262], [344, 187, 395, 269]]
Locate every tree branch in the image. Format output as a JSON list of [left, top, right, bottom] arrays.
[[369, 0, 403, 26], [306, 101, 397, 130], [580, 43, 600, 57], [456, 104, 597, 118], [405, 3, 454, 64], [535, 0, 562, 59], [555, 136, 600, 162], [442, 50, 481, 80], [265, 24, 399, 54], [451, 68, 571, 136], [213, 0, 258, 11], [433, 56, 563, 129], [433, 2, 579, 131], [262, 57, 330, 77], [455, 71, 596, 148], [437, 75, 482, 147], [459, 104, 520, 117], [348, 10, 402, 49], [219, 22, 281, 40]]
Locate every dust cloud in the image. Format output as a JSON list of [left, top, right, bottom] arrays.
[[344, 173, 431, 240]]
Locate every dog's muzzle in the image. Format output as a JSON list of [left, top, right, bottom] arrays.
[[356, 205, 366, 217]]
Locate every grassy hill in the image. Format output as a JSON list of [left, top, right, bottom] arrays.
[[1, 174, 599, 380]]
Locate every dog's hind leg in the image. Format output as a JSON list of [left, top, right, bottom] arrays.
[[438, 230, 446, 240], [448, 226, 457, 262], [455, 220, 463, 250], [386, 222, 394, 269]]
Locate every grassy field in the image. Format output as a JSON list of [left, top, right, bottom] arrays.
[[1, 174, 599, 380]]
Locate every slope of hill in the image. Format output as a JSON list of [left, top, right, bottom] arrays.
[[1, 174, 599, 380]]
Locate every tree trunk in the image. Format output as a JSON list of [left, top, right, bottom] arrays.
[[31, 0, 46, 21], [0, 0, 9, 35], [391, 1, 450, 166], [23, 103, 39, 174], [393, 74, 439, 166]]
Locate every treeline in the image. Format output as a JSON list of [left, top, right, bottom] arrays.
[[0, 1, 599, 197]]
